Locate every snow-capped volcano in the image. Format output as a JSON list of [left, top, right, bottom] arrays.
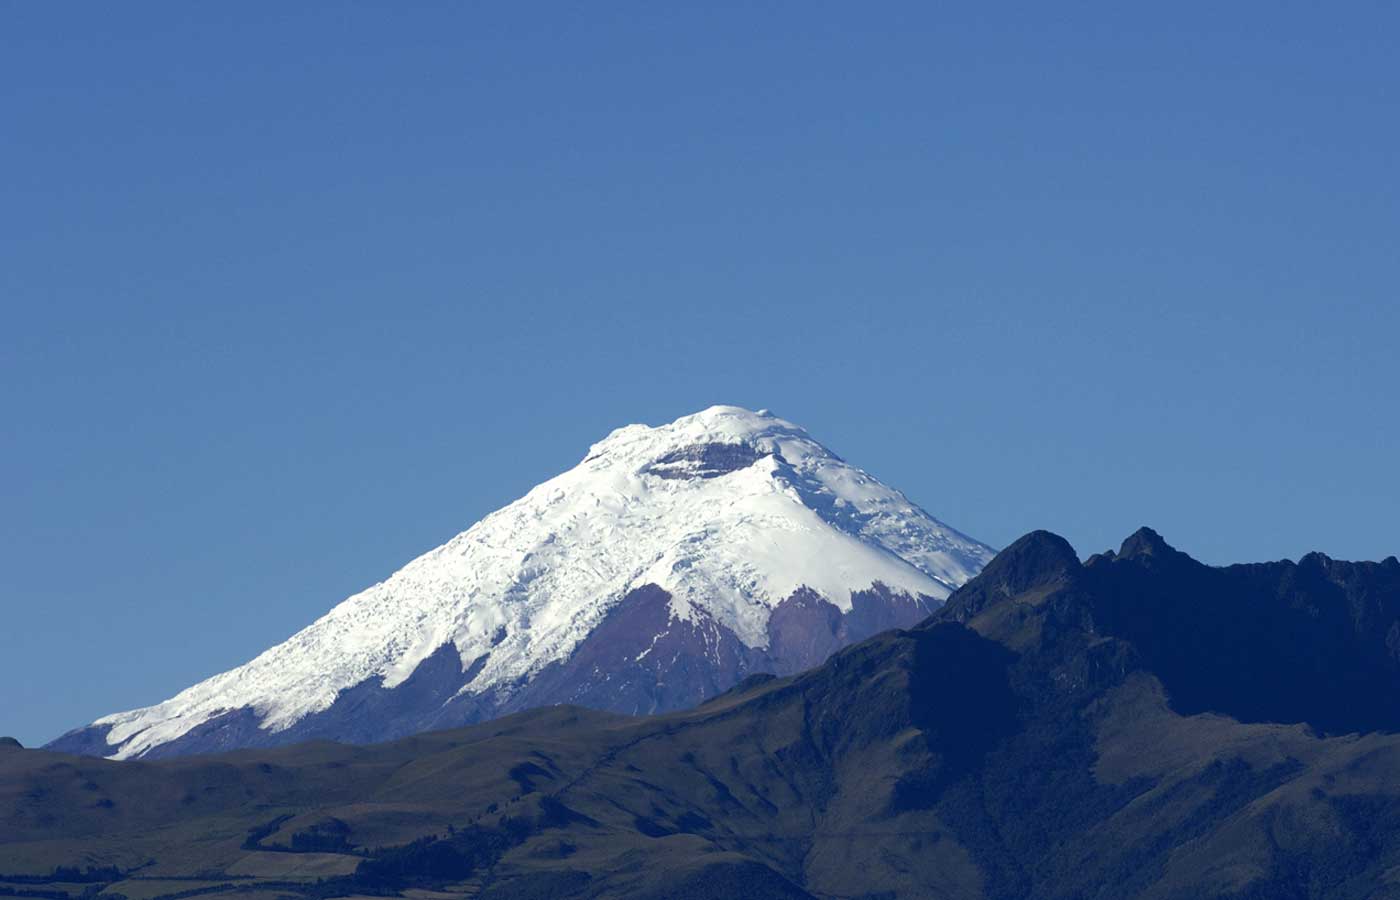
[[50, 406, 994, 760]]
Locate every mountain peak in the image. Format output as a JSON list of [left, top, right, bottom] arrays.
[[584, 405, 805, 465], [56, 408, 994, 760], [1117, 526, 1175, 559], [934, 530, 1080, 628], [1298, 550, 1335, 567], [972, 530, 1081, 595], [998, 529, 1080, 571]]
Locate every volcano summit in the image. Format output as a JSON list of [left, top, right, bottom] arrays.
[[51, 406, 992, 759]]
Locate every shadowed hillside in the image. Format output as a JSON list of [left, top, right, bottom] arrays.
[[6, 529, 1400, 899]]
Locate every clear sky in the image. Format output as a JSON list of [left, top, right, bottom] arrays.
[[3, 3, 1397, 747]]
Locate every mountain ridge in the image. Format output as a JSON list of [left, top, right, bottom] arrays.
[[12, 528, 1400, 899]]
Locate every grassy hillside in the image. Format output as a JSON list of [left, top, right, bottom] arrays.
[[6, 530, 1400, 899]]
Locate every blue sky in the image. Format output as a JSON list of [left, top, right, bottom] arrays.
[[2, 3, 1397, 747]]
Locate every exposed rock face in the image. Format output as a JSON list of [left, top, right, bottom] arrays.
[[643, 441, 770, 479], [765, 588, 847, 673]]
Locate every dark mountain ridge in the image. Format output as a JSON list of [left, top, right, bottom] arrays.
[[7, 528, 1400, 899], [946, 527, 1400, 734]]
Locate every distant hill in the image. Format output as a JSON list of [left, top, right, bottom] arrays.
[[9, 529, 1400, 899]]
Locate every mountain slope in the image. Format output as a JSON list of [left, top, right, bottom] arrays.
[[49, 406, 992, 760], [9, 529, 1400, 899]]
